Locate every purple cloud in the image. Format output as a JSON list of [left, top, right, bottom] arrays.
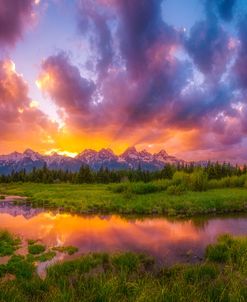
[[0, 0, 35, 47]]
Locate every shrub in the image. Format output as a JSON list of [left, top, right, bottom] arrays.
[[130, 182, 159, 194], [190, 170, 208, 191], [28, 244, 46, 255], [172, 171, 190, 187], [206, 243, 230, 263], [228, 175, 246, 187], [245, 179, 247, 189], [110, 183, 128, 193], [208, 175, 247, 189], [152, 179, 172, 191], [167, 184, 187, 196], [110, 182, 165, 195]]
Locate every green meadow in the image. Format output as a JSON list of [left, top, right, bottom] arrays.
[[1, 182, 247, 216]]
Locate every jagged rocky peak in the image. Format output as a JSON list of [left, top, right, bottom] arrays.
[[48, 151, 59, 157], [10, 151, 23, 157], [99, 148, 114, 155], [139, 149, 151, 155], [139, 149, 152, 157], [46, 152, 64, 160], [121, 146, 139, 158], [98, 148, 116, 159], [76, 149, 97, 159], [121, 147, 154, 161], [23, 149, 42, 161], [0, 151, 23, 161], [138, 149, 153, 162], [0, 147, 184, 175], [156, 149, 169, 157], [78, 149, 97, 156], [125, 146, 138, 153], [23, 148, 36, 155], [154, 149, 169, 161]]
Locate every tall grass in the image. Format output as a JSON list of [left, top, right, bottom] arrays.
[[0, 230, 21, 256], [0, 235, 247, 301]]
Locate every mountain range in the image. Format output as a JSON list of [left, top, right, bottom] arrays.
[[0, 147, 185, 175]]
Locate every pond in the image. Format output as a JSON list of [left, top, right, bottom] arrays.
[[1, 197, 247, 268]]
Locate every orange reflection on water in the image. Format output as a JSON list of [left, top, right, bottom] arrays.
[[1, 208, 247, 263]]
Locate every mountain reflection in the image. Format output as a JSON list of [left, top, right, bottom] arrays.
[[1, 202, 247, 264]]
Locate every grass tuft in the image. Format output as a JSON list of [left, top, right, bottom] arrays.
[[0, 231, 21, 257], [52, 246, 78, 255], [28, 244, 46, 255]]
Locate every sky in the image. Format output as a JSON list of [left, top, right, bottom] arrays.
[[1, 0, 247, 162]]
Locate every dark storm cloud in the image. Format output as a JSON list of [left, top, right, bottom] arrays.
[[234, 15, 247, 89], [109, 0, 185, 123], [0, 0, 34, 47], [41, 52, 95, 114], [185, 17, 232, 77], [217, 0, 237, 22], [77, 0, 114, 78], [185, 0, 238, 76], [206, 0, 238, 22], [78, 0, 182, 75], [115, 0, 181, 78], [166, 82, 234, 129], [75, 0, 188, 129], [121, 59, 192, 128]]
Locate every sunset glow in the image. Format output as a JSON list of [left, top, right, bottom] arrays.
[[0, 0, 247, 162]]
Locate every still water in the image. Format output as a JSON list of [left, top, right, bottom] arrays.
[[1, 198, 247, 265]]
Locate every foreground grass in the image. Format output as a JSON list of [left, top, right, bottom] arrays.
[[0, 231, 21, 257], [0, 234, 247, 301], [1, 182, 247, 216], [0, 231, 79, 278]]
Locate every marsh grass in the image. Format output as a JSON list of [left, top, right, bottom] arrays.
[[0, 235, 246, 301], [27, 239, 39, 245], [36, 251, 56, 262], [28, 244, 46, 255], [52, 246, 78, 255], [6, 255, 34, 279], [0, 231, 21, 256]]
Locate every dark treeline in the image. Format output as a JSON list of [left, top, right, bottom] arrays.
[[0, 162, 246, 184]]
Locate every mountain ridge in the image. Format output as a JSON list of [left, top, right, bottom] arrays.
[[0, 147, 185, 175]]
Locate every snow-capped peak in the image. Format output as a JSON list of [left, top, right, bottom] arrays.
[[120, 147, 139, 159], [23, 149, 42, 161], [120, 147, 153, 162], [0, 151, 23, 162], [154, 150, 169, 162], [98, 148, 116, 160], [139, 150, 153, 162], [0, 147, 184, 175], [76, 149, 98, 163]]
